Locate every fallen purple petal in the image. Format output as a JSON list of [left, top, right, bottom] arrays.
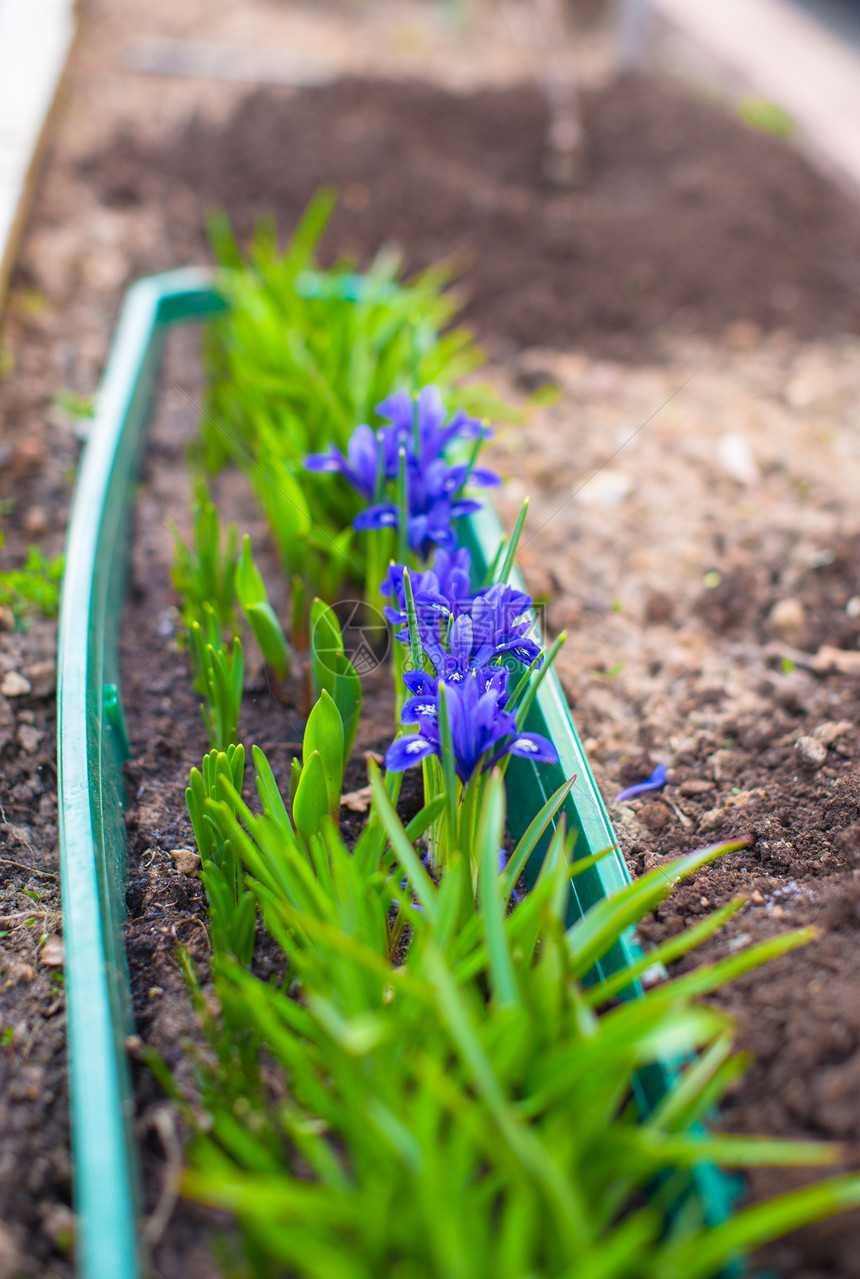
[[613, 762, 668, 804]]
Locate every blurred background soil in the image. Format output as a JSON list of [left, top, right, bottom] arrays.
[[2, 1, 860, 1275]]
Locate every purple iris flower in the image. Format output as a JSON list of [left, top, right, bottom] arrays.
[[354, 492, 483, 558], [305, 386, 500, 560], [303, 424, 382, 502], [353, 449, 497, 559], [380, 548, 474, 634], [383, 566, 542, 681], [418, 611, 531, 683], [469, 583, 543, 668], [613, 763, 668, 803], [376, 386, 489, 470], [385, 672, 558, 784]]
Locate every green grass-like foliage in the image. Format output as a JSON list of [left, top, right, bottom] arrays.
[[171, 479, 239, 639], [173, 481, 294, 735], [176, 759, 860, 1278], [235, 534, 290, 681], [186, 744, 255, 965], [309, 598, 362, 766], [200, 192, 497, 606], [0, 528, 63, 624], [190, 611, 244, 751]]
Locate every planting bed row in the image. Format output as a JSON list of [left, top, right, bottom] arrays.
[[54, 245, 860, 1279], [5, 28, 860, 1276], [62, 268, 672, 1277]]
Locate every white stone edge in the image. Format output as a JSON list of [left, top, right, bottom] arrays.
[[0, 0, 77, 306]]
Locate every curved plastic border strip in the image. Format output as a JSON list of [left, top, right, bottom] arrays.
[[461, 511, 632, 954], [58, 270, 738, 1277], [57, 270, 226, 1279]]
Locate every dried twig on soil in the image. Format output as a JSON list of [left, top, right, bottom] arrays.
[[0, 858, 58, 881], [140, 1105, 184, 1250]]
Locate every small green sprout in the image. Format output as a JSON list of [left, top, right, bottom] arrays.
[[170, 478, 239, 637], [190, 618, 244, 751], [302, 690, 345, 824], [186, 744, 255, 964], [235, 534, 290, 680], [738, 96, 796, 138], [0, 529, 64, 624], [309, 598, 362, 765], [52, 387, 95, 421]]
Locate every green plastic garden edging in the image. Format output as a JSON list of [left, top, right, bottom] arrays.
[[57, 270, 739, 1279]]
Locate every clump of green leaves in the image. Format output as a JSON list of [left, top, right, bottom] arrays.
[[199, 191, 501, 605], [175, 762, 860, 1278], [0, 528, 63, 624], [172, 482, 292, 740], [189, 610, 244, 752], [170, 479, 239, 639], [186, 745, 255, 965]]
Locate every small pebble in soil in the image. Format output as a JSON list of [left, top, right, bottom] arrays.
[[17, 725, 43, 755], [23, 506, 48, 535], [810, 645, 860, 675], [340, 785, 373, 813], [678, 779, 715, 796], [638, 802, 670, 832], [812, 720, 852, 746], [0, 695, 13, 750], [767, 597, 806, 646], [644, 590, 674, 625], [0, 1222, 20, 1275], [698, 807, 724, 833], [717, 432, 759, 486], [39, 936, 64, 968], [832, 825, 860, 861], [1, 671, 30, 698], [26, 661, 55, 699], [169, 848, 200, 876], [40, 1202, 75, 1251], [795, 735, 828, 769]]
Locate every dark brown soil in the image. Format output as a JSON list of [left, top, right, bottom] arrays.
[[0, 397, 76, 1275], [574, 534, 860, 1278], [81, 75, 860, 361]]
